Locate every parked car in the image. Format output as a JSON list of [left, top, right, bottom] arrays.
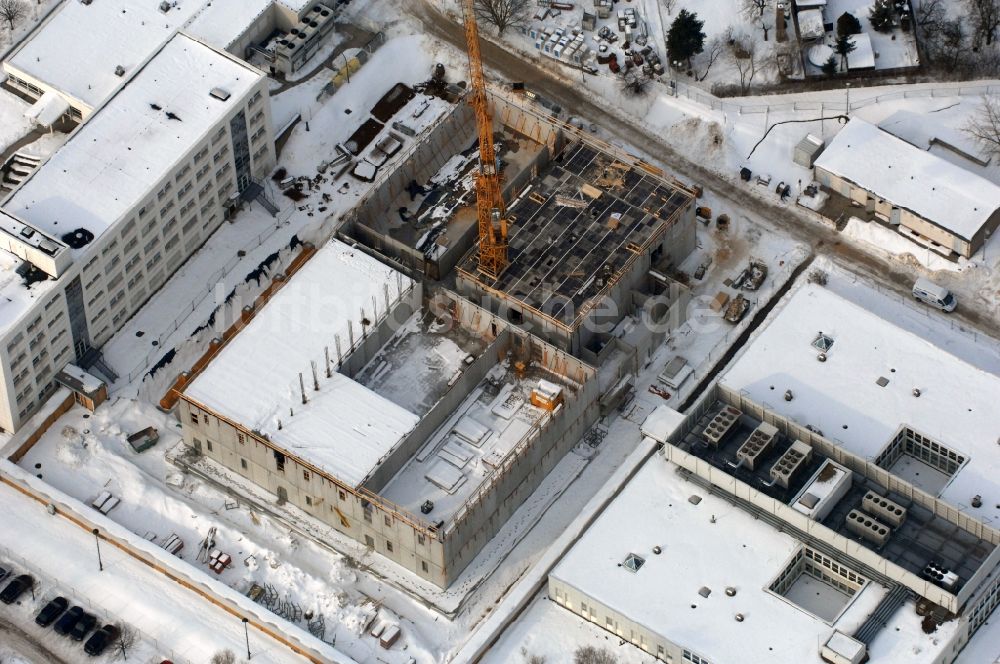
[[35, 596, 68, 627], [84, 623, 119, 656], [913, 278, 957, 312], [71, 612, 98, 641], [54, 605, 85, 635], [0, 574, 33, 604]]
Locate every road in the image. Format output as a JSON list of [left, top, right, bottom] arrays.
[[0, 614, 70, 664], [411, 0, 998, 335]]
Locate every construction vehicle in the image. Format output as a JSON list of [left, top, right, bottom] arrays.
[[460, 0, 508, 280]]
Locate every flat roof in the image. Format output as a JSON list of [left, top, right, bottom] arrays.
[[814, 118, 1000, 242], [460, 142, 692, 326], [185, 0, 275, 50], [185, 240, 419, 487], [4, 33, 263, 252], [720, 283, 1000, 521], [5, 0, 209, 109], [550, 458, 890, 664]]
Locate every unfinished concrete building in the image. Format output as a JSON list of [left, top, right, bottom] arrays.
[[177, 238, 598, 588], [341, 91, 697, 363]]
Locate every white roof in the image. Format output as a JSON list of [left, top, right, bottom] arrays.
[[550, 458, 886, 664], [640, 405, 686, 443], [798, 9, 825, 40], [185, 240, 419, 487], [185, 0, 275, 49], [848, 32, 875, 69], [4, 33, 262, 250], [720, 283, 1000, 520], [814, 118, 1000, 241], [5, 0, 209, 110]]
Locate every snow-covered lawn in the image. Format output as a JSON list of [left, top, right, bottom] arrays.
[[0, 86, 33, 155], [817, 0, 919, 71]]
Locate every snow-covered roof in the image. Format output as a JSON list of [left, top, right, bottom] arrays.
[[848, 32, 875, 69], [185, 240, 419, 487], [720, 283, 1000, 521], [4, 33, 262, 252], [814, 118, 1000, 241], [550, 458, 888, 664], [798, 9, 825, 40], [5, 0, 209, 110], [23, 90, 69, 128], [877, 110, 988, 164], [185, 0, 275, 50]]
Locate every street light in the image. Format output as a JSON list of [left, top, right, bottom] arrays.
[[92, 528, 103, 572], [845, 82, 851, 114], [242, 617, 251, 660]]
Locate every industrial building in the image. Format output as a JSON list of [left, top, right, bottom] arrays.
[[177, 238, 599, 588], [343, 90, 697, 361], [0, 33, 275, 432], [570, 282, 1000, 662], [814, 118, 1000, 259], [2, 0, 336, 121]]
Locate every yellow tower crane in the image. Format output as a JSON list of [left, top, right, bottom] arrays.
[[460, 0, 508, 280]]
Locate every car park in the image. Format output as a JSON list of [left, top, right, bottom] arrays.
[[0, 574, 33, 604], [54, 605, 84, 635], [71, 611, 98, 641], [84, 623, 119, 656], [35, 596, 68, 627]]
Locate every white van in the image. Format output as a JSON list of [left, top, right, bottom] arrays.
[[912, 278, 957, 312]]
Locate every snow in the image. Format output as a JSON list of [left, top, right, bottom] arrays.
[[185, 0, 276, 50], [720, 281, 1000, 520], [549, 456, 888, 664], [799, 9, 826, 40], [843, 217, 964, 273], [4, 0, 211, 111], [847, 32, 876, 70], [639, 405, 686, 443], [21, 90, 68, 128], [59, 363, 104, 393], [4, 33, 263, 249], [185, 238, 418, 487], [0, 86, 33, 155], [814, 118, 1000, 242]]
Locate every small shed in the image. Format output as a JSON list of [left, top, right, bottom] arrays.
[[55, 364, 107, 411], [794, 134, 825, 168]]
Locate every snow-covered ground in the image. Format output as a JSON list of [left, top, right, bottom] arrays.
[[0, 0, 61, 54], [0, 86, 33, 154]]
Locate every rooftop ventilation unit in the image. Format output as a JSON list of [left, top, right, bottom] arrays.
[[768, 440, 812, 488], [702, 406, 741, 447], [845, 508, 891, 547], [114, 65, 126, 77], [861, 491, 907, 527], [812, 332, 835, 352], [736, 422, 778, 470], [209, 87, 231, 102], [159, 0, 171, 13], [922, 562, 959, 591]]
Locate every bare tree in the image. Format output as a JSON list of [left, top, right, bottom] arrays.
[[210, 651, 237, 664], [620, 68, 653, 96], [965, 0, 1000, 46], [729, 33, 761, 94], [573, 646, 618, 664], [741, 0, 771, 19], [696, 35, 727, 81], [114, 623, 137, 661], [964, 95, 1000, 160], [474, 0, 530, 37], [0, 0, 27, 32], [664, 0, 678, 15]]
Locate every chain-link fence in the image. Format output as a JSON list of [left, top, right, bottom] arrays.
[[321, 31, 387, 99]]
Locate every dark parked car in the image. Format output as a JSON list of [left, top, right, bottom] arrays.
[[54, 605, 84, 635], [71, 612, 97, 641], [0, 574, 33, 604], [35, 596, 68, 627], [84, 623, 119, 656]]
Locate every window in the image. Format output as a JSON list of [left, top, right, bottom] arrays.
[[338, 489, 346, 501], [417, 534, 425, 546], [305, 496, 313, 506], [207, 440, 213, 452], [274, 450, 285, 471], [364, 535, 374, 548], [363, 510, 373, 524], [384, 515, 392, 527], [303, 470, 311, 482], [385, 540, 393, 553], [421, 560, 429, 573], [190, 411, 199, 425], [237, 432, 245, 445], [203, 413, 209, 424], [240, 458, 248, 470]]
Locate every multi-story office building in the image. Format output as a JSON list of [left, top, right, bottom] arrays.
[[0, 33, 275, 432]]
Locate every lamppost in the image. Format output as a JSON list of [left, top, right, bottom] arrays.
[[242, 617, 251, 660], [845, 82, 851, 114], [92, 528, 103, 572]]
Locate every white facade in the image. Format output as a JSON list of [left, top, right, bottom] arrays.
[[0, 34, 276, 432]]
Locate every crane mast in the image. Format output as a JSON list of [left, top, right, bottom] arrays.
[[460, 0, 508, 280]]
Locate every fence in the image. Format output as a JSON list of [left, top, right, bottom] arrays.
[[0, 542, 186, 663], [122, 208, 294, 384], [320, 31, 387, 98], [666, 78, 1000, 116]]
